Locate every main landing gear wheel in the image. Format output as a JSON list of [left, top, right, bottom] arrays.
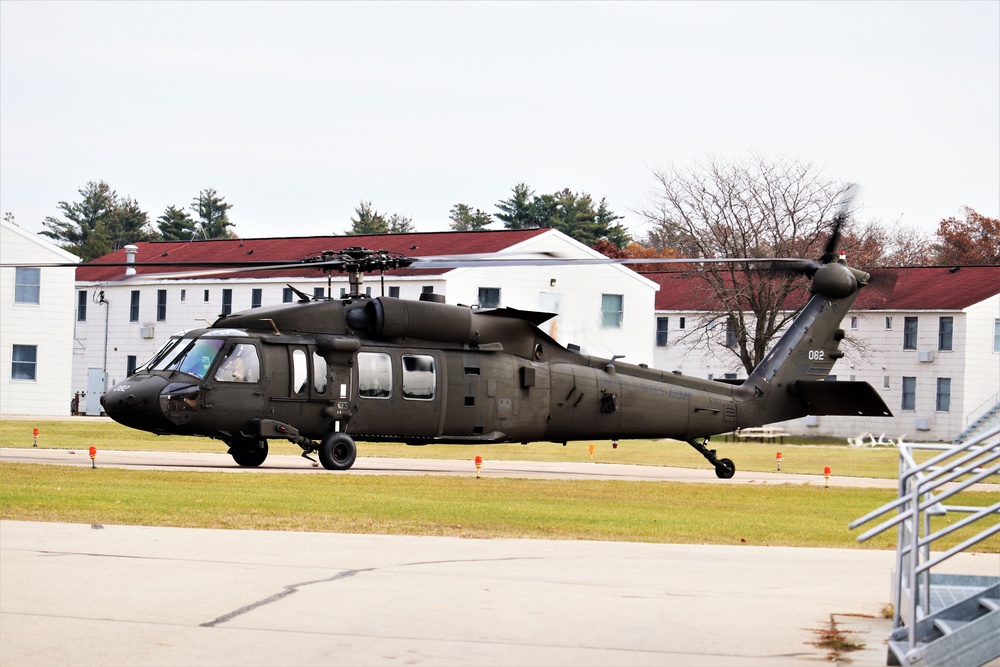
[[319, 432, 357, 471], [229, 439, 269, 467], [714, 457, 736, 479]]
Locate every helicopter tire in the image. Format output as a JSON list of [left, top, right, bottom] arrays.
[[319, 433, 357, 471], [230, 439, 269, 467], [714, 457, 736, 479]]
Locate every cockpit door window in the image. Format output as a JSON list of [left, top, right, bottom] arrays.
[[214, 344, 261, 383]]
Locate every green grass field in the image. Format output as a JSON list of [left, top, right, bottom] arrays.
[[3, 419, 913, 478], [2, 420, 995, 551]]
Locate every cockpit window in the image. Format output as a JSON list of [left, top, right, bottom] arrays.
[[143, 337, 186, 372], [173, 338, 225, 380], [214, 344, 260, 383]]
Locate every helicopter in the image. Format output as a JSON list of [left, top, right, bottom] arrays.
[[77, 221, 891, 478]]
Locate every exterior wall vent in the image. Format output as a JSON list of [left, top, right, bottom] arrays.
[[914, 417, 930, 431], [916, 350, 935, 362], [140, 325, 155, 339]]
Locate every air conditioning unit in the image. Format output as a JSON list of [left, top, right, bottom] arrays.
[[914, 417, 930, 431], [916, 350, 935, 362], [140, 325, 155, 339]]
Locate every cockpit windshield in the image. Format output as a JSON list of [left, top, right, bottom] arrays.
[[147, 337, 226, 380]]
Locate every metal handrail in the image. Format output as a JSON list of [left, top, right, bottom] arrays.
[[849, 425, 1000, 655], [964, 392, 999, 430]]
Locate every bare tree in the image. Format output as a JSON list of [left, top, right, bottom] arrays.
[[640, 155, 854, 373]]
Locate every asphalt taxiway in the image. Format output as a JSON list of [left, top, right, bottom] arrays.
[[1, 447, 900, 487]]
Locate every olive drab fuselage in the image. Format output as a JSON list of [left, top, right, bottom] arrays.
[[102, 260, 892, 475]]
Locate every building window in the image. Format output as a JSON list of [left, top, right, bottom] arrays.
[[995, 319, 1000, 352], [126, 355, 138, 376], [180, 289, 186, 302], [422, 286, 434, 294], [204, 289, 210, 302], [389, 286, 400, 298], [903, 317, 918, 350], [11, 344, 37, 380], [402, 354, 436, 400], [156, 289, 167, 321], [129, 290, 140, 322], [679, 317, 686, 329], [221, 289, 233, 315], [725, 317, 738, 349], [938, 316, 953, 351], [14, 267, 40, 304], [901, 376, 916, 411], [313, 287, 325, 299], [339, 288, 347, 298], [282, 287, 293, 303], [600, 294, 623, 328], [883, 376, 890, 389], [478, 287, 501, 308], [357, 352, 391, 399], [77, 290, 87, 321], [251, 288, 262, 309], [936, 378, 951, 412], [849, 315, 859, 330], [655, 317, 669, 347], [885, 316, 893, 330]]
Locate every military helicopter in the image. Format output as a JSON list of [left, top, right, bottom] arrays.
[[64, 217, 887, 478]]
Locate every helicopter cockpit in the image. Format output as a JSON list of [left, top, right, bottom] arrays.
[[103, 329, 263, 433]]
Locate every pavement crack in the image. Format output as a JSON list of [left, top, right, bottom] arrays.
[[200, 567, 375, 628]]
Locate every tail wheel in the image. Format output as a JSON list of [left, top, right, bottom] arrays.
[[714, 458, 736, 479], [319, 433, 357, 471], [230, 439, 268, 467]]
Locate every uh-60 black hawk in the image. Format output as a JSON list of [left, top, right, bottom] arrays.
[[91, 223, 890, 477]]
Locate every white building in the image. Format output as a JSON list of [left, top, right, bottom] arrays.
[[647, 266, 1000, 441], [0, 219, 79, 416], [73, 229, 659, 406]]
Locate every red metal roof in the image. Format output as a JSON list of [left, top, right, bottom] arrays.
[[644, 266, 1000, 312], [75, 229, 550, 282]]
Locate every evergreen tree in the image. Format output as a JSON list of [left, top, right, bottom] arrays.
[[448, 203, 494, 231], [157, 205, 196, 241], [191, 188, 234, 239]]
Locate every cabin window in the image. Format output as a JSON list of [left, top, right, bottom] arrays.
[[175, 338, 225, 380], [903, 317, 918, 350], [901, 376, 916, 411], [358, 352, 391, 399], [11, 344, 37, 380], [292, 349, 308, 394], [655, 317, 668, 347], [600, 294, 623, 328], [14, 268, 40, 304], [312, 352, 328, 393], [478, 288, 501, 308], [77, 290, 87, 321], [214, 344, 260, 383], [937, 316, 953, 351], [402, 355, 435, 400], [936, 378, 951, 412], [129, 290, 140, 322]]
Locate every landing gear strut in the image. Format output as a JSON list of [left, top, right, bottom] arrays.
[[686, 438, 736, 479]]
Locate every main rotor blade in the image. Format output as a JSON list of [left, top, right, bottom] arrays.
[[408, 255, 813, 269]]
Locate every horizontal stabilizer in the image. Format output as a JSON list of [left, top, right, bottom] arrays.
[[793, 381, 892, 417]]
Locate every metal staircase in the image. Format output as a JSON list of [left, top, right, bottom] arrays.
[[955, 394, 1000, 444], [850, 425, 1000, 667]]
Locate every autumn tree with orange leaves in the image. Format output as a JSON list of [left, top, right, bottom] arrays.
[[934, 207, 1000, 265]]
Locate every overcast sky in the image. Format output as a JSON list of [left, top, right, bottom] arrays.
[[1, 1, 997, 244]]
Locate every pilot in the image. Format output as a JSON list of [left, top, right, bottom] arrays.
[[216, 348, 250, 382]]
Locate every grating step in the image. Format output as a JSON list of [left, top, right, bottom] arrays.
[[981, 597, 1000, 612], [933, 618, 967, 635]]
